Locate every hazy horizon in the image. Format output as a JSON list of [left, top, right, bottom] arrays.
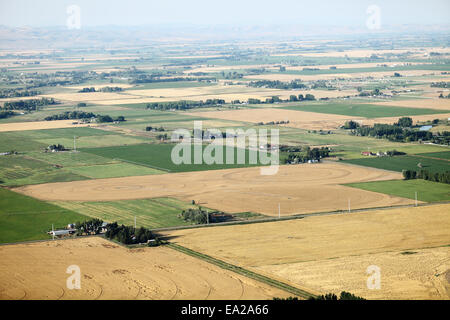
[[1, 0, 449, 28]]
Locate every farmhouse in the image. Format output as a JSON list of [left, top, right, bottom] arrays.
[[48, 228, 76, 238]]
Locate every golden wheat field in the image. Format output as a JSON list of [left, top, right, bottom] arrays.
[[0, 237, 289, 300], [15, 163, 414, 216], [164, 204, 450, 299]]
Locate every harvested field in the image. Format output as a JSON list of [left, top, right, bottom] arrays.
[[164, 204, 450, 299], [41, 92, 134, 103], [187, 108, 361, 130], [244, 70, 447, 81], [361, 113, 450, 126], [292, 47, 450, 58], [93, 85, 356, 105], [0, 237, 288, 300], [0, 120, 98, 132], [257, 247, 450, 300], [15, 163, 414, 216], [372, 98, 450, 111]]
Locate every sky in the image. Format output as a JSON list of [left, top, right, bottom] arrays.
[[0, 0, 449, 28]]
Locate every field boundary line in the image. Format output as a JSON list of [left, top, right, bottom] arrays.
[[152, 200, 450, 232], [166, 242, 317, 299], [113, 158, 171, 172]]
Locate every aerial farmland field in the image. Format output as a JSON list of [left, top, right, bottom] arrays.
[[0, 2, 449, 306]]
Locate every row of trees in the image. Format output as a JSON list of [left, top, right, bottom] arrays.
[[358, 88, 384, 97], [78, 86, 123, 93], [105, 222, 156, 245], [282, 146, 330, 164], [146, 99, 225, 111], [44, 111, 96, 121], [178, 208, 231, 225], [145, 93, 317, 111], [248, 80, 306, 90], [75, 218, 104, 235], [0, 110, 15, 119], [130, 76, 215, 84], [403, 169, 450, 184], [0, 89, 40, 98], [44, 111, 125, 123], [348, 117, 448, 143], [247, 93, 315, 105], [430, 82, 449, 88], [257, 120, 290, 125], [145, 126, 165, 132], [2, 98, 58, 111], [179, 208, 210, 224]]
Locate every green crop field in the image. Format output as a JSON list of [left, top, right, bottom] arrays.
[[343, 155, 450, 174], [52, 197, 196, 229], [346, 179, 450, 202], [0, 155, 89, 186], [66, 162, 163, 178], [81, 143, 269, 172], [416, 151, 450, 160], [281, 103, 444, 118], [0, 127, 117, 153], [27, 150, 115, 167], [278, 127, 448, 159], [0, 188, 88, 243]]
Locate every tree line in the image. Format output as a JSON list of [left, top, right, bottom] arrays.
[[146, 99, 225, 111], [248, 80, 306, 90], [0, 110, 15, 119], [105, 222, 158, 245], [350, 117, 449, 144], [403, 169, 450, 184], [2, 98, 58, 111], [0, 89, 40, 98], [44, 111, 125, 123], [130, 76, 215, 84], [178, 208, 231, 224], [78, 86, 123, 93], [430, 82, 449, 88], [281, 146, 330, 164]]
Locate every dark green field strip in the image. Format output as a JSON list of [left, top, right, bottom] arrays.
[[346, 179, 450, 202], [166, 243, 316, 299], [81, 143, 268, 173], [0, 188, 88, 243], [415, 151, 450, 160], [281, 103, 445, 118], [343, 155, 450, 174]]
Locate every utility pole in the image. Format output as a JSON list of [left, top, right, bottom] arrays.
[[415, 192, 418, 207], [206, 210, 209, 225], [278, 203, 281, 219], [348, 198, 351, 213]]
